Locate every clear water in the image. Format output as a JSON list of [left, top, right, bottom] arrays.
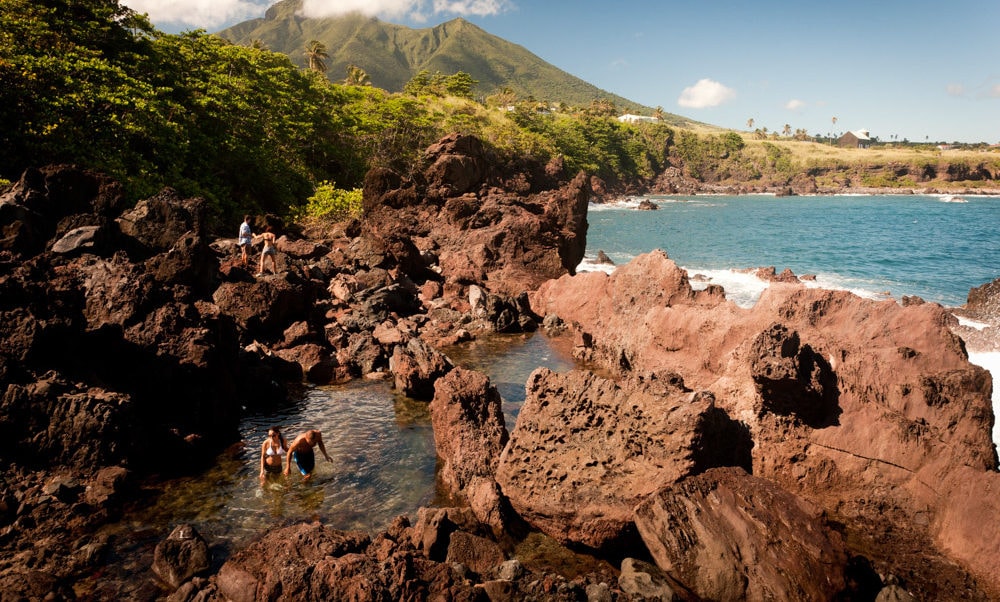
[[90, 332, 579, 598], [124, 380, 438, 547]]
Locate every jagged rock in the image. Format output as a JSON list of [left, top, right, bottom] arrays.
[[361, 134, 590, 297], [530, 249, 1000, 596], [429, 368, 508, 493], [390, 336, 454, 400], [116, 189, 206, 256]]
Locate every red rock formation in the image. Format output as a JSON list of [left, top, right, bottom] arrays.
[[529, 249, 1000, 596], [361, 133, 591, 298]]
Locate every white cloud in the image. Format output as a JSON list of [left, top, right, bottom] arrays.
[[121, 0, 267, 30], [677, 79, 736, 109], [989, 84, 1000, 98], [300, 0, 512, 19], [121, 0, 513, 29], [947, 83, 965, 97], [785, 99, 805, 111]]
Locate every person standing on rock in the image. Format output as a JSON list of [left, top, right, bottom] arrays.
[[257, 224, 277, 276], [259, 426, 288, 481], [284, 429, 332, 480], [238, 215, 253, 267]]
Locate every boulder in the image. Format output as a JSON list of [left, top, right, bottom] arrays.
[[495, 368, 751, 553], [390, 336, 454, 400], [634, 467, 848, 601], [116, 189, 206, 256], [152, 524, 210, 590]]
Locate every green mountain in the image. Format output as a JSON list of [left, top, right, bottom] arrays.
[[217, 0, 678, 119]]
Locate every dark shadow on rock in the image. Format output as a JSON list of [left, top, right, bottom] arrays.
[[751, 323, 842, 428]]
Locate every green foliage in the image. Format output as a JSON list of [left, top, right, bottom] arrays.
[[860, 173, 917, 188], [292, 181, 362, 221], [403, 70, 478, 99], [761, 143, 793, 174]]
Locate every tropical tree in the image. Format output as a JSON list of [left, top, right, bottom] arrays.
[[344, 64, 371, 86], [587, 98, 617, 117], [654, 106, 664, 120], [746, 118, 754, 130], [782, 124, 792, 137], [304, 40, 328, 74]]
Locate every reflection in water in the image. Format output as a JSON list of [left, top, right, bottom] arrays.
[[445, 331, 577, 429]]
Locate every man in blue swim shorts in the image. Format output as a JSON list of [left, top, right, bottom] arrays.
[[284, 429, 333, 480]]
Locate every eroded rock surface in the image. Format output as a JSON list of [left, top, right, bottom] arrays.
[[530, 249, 1000, 597]]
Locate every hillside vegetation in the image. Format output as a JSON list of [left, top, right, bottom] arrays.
[[2, 0, 998, 231]]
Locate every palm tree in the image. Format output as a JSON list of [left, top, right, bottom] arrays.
[[654, 106, 665, 120], [746, 118, 754, 130], [304, 40, 328, 74], [344, 64, 370, 86], [782, 124, 792, 137], [830, 117, 838, 144]]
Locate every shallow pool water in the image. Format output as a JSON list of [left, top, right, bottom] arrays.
[[87, 331, 578, 596]]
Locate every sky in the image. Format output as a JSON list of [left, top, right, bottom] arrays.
[[121, 0, 1000, 144]]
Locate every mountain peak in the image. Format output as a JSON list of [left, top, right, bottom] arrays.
[[218, 10, 649, 113]]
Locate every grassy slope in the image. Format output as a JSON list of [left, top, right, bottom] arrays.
[[739, 137, 1000, 192]]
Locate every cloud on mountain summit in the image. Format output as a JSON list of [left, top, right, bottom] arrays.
[[300, 0, 513, 21], [121, 0, 513, 30]]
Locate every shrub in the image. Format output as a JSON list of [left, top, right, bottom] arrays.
[[293, 181, 362, 221]]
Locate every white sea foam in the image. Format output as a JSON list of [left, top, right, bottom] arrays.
[[576, 258, 617, 275], [686, 268, 771, 308], [588, 198, 643, 211], [967, 352, 1000, 446], [957, 315, 991, 330]]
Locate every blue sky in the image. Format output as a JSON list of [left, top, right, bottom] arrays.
[[123, 0, 1000, 143]]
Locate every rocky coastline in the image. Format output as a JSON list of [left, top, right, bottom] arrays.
[[1, 133, 999, 601]]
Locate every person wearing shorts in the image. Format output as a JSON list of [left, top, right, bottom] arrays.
[[284, 429, 332, 480], [257, 224, 277, 276], [238, 215, 253, 267]]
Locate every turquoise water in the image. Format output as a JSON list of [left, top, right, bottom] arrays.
[[585, 195, 1000, 307]]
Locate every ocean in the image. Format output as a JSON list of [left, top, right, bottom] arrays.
[[580, 193, 1000, 445]]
